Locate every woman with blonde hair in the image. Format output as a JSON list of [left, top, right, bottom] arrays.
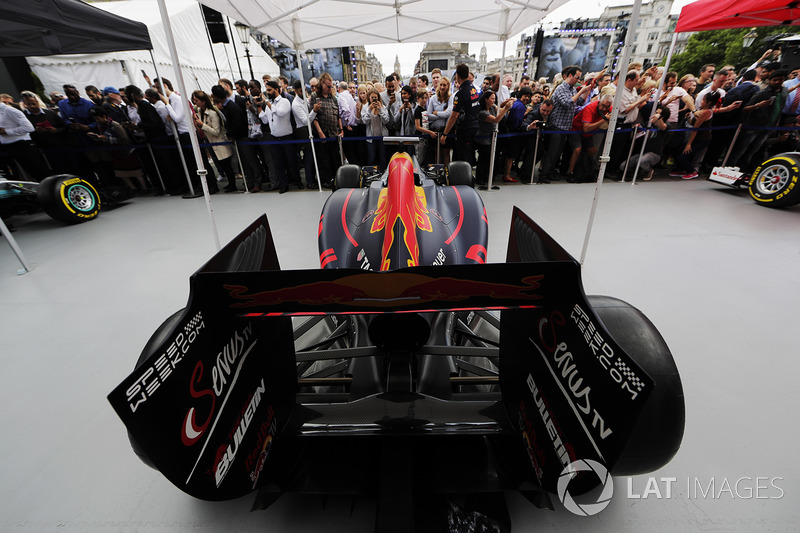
[[428, 76, 453, 164], [354, 85, 369, 164]]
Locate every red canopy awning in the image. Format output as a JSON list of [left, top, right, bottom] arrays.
[[675, 0, 800, 33]]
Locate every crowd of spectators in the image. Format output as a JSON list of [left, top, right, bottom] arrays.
[[1, 46, 799, 197]]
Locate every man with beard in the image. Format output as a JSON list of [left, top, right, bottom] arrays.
[[310, 73, 343, 188]]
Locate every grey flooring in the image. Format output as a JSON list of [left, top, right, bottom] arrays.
[[1, 174, 798, 531]]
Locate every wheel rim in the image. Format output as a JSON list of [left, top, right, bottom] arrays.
[[755, 164, 790, 195], [66, 184, 96, 212]]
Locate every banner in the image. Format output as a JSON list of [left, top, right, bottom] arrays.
[[272, 46, 344, 87], [535, 34, 612, 82]]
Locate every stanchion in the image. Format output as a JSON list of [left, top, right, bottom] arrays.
[[722, 124, 743, 167], [0, 216, 32, 275], [620, 124, 639, 182], [338, 134, 346, 165], [486, 130, 498, 191], [530, 129, 541, 184], [146, 143, 167, 192], [436, 131, 441, 164], [631, 125, 651, 185], [232, 140, 251, 193]]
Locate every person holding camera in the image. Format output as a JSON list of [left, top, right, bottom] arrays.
[[475, 89, 513, 188], [260, 80, 301, 194]]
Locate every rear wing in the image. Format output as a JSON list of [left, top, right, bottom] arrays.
[[500, 208, 654, 493], [108, 210, 654, 500]]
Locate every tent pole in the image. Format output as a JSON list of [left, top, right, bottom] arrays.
[[293, 18, 322, 192], [0, 216, 32, 275], [580, 0, 643, 265], [156, 0, 221, 250], [199, 5, 221, 78], [632, 31, 678, 184]]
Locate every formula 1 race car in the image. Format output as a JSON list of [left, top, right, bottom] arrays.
[[109, 140, 685, 531], [0, 174, 102, 224], [708, 153, 800, 208]]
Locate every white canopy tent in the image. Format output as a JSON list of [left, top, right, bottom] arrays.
[[199, 0, 568, 49], [27, 0, 279, 97]]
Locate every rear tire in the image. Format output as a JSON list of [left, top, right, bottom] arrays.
[[749, 154, 800, 208], [335, 164, 361, 190], [448, 161, 473, 187], [37, 174, 101, 223], [587, 296, 685, 475]]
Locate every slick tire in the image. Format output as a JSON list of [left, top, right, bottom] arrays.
[[129, 309, 185, 469], [37, 174, 101, 223], [587, 295, 685, 476], [749, 153, 800, 208], [448, 161, 474, 187], [335, 164, 361, 190]]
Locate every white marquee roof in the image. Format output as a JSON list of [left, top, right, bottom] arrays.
[[200, 0, 570, 49]]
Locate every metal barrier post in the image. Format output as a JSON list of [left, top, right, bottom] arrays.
[[436, 131, 441, 164], [146, 143, 167, 192], [631, 126, 651, 185], [531, 129, 541, 184], [620, 124, 639, 182], [722, 124, 743, 167], [0, 216, 32, 274], [487, 130, 497, 190], [338, 134, 346, 165], [233, 140, 251, 193]]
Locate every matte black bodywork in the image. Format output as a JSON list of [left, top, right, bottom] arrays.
[[109, 153, 684, 529]]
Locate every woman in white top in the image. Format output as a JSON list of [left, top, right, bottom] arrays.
[[361, 89, 390, 170], [354, 85, 369, 165], [192, 89, 232, 190], [427, 76, 454, 164]]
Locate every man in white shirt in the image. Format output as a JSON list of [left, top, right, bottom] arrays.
[[694, 69, 729, 109], [609, 71, 651, 173], [261, 80, 301, 193], [155, 78, 198, 187], [0, 101, 49, 180]]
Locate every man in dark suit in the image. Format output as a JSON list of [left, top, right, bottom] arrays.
[[126, 84, 181, 194]]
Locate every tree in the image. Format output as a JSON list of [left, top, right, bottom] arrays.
[[667, 27, 800, 76]]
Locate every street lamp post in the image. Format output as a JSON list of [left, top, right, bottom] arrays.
[[306, 49, 317, 78], [743, 28, 759, 49], [234, 22, 254, 79]]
